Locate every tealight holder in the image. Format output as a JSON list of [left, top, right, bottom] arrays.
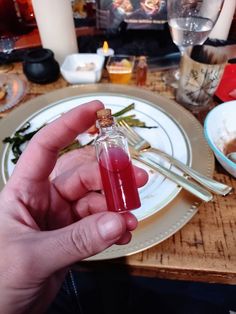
[[96, 41, 114, 64]]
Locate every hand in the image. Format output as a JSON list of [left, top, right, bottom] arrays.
[[0, 100, 148, 314]]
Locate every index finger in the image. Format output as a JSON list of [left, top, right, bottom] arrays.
[[13, 100, 104, 181]]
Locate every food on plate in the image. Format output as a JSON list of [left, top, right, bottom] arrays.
[[3, 103, 156, 164], [224, 138, 236, 157]]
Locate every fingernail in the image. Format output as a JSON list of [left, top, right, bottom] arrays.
[[97, 213, 123, 241]]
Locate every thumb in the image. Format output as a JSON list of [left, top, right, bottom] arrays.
[[34, 212, 126, 274]]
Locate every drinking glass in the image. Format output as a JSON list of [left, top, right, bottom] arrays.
[[0, 36, 17, 72], [106, 55, 135, 84], [0, 0, 20, 72], [164, 0, 225, 87]]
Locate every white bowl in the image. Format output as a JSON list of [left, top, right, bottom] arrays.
[[204, 100, 236, 177], [60, 53, 105, 84]]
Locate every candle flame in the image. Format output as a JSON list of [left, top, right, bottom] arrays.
[[102, 41, 109, 54]]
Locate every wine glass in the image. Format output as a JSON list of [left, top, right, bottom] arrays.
[[164, 0, 225, 87]]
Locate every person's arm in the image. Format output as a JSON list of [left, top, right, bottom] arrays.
[[0, 100, 148, 314]]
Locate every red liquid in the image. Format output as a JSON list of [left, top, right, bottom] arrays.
[[99, 146, 141, 212], [136, 65, 147, 86]]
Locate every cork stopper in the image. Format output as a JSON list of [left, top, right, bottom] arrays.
[[138, 56, 147, 65], [96, 108, 113, 127], [139, 56, 146, 61]]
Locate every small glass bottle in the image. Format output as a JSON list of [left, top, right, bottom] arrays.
[[94, 108, 141, 213], [136, 56, 147, 86]]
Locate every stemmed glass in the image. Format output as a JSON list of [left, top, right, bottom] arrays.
[[164, 0, 225, 87]]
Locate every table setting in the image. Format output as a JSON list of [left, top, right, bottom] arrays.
[[0, 0, 235, 284], [0, 77, 235, 265], [0, 83, 216, 256]]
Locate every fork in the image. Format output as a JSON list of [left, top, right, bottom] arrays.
[[118, 120, 232, 196]]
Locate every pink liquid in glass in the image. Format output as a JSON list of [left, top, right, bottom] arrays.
[[99, 146, 141, 212]]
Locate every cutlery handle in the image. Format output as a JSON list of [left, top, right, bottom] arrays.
[[148, 148, 232, 196], [135, 155, 213, 202]]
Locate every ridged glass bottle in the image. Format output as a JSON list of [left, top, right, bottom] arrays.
[[94, 109, 141, 212], [136, 56, 147, 86]]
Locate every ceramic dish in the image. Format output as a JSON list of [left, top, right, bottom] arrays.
[[60, 53, 105, 84], [204, 100, 236, 178]]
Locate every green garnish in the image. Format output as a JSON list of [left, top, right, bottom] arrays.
[[3, 103, 156, 164]]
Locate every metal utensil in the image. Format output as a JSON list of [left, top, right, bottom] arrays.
[[129, 146, 213, 202], [118, 120, 232, 196]]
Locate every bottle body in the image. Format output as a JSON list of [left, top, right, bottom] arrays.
[[95, 112, 141, 212], [136, 56, 147, 86]]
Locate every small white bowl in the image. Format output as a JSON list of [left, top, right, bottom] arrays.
[[60, 53, 105, 84], [204, 100, 236, 177]]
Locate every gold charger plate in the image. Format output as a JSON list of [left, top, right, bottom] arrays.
[[0, 84, 214, 260]]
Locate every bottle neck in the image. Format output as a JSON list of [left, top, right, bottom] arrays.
[[98, 121, 117, 135], [96, 115, 117, 135]]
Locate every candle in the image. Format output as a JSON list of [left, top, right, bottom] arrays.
[[32, 0, 78, 65], [209, 0, 236, 40], [97, 41, 114, 57]]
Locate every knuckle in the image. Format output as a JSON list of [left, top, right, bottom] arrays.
[[70, 226, 95, 257]]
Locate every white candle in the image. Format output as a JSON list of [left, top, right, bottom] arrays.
[[32, 0, 78, 64], [209, 0, 236, 40]]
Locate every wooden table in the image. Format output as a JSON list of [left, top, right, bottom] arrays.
[[0, 61, 236, 285]]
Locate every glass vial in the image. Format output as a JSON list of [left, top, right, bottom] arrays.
[[136, 56, 147, 86], [94, 108, 141, 213]]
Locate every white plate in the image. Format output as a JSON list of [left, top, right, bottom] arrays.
[[1, 94, 190, 222]]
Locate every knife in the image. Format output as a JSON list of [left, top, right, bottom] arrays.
[[130, 147, 213, 202]]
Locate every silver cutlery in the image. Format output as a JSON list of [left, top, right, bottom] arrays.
[[129, 146, 213, 202], [118, 120, 232, 196]]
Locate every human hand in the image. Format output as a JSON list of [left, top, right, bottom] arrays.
[[0, 100, 148, 314]]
